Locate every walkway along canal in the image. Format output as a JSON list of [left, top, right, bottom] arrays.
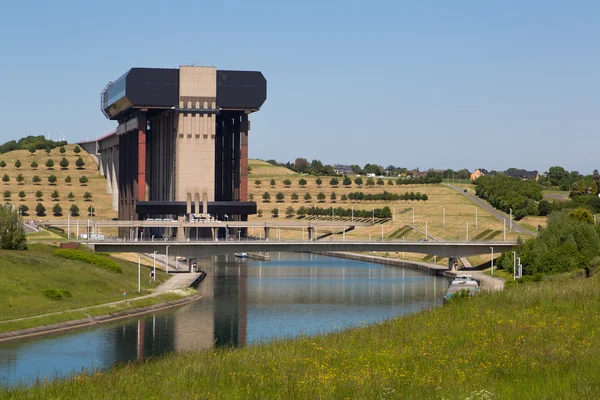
[[0, 252, 449, 386]]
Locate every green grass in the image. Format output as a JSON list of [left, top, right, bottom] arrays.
[[0, 244, 168, 322], [4, 275, 599, 398]]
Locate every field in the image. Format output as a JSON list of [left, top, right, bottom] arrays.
[[0, 145, 116, 222], [247, 160, 526, 266], [4, 273, 599, 398], [0, 244, 167, 324]]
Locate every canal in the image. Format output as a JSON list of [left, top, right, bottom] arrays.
[[0, 253, 449, 386]]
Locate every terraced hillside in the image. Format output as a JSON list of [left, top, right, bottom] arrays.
[[0, 144, 115, 221], [247, 159, 524, 266]]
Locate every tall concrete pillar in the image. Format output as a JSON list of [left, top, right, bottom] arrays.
[[307, 227, 314, 241], [99, 149, 105, 176], [111, 145, 119, 212], [105, 150, 112, 194], [137, 112, 147, 202], [240, 114, 249, 202], [264, 227, 270, 240]]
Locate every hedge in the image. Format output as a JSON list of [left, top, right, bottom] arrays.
[[53, 249, 122, 273]]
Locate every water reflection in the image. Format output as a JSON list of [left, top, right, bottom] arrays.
[[0, 253, 449, 386]]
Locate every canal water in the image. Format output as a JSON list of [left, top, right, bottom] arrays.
[[0, 253, 449, 386]]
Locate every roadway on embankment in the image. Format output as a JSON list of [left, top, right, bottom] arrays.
[[445, 183, 537, 236]]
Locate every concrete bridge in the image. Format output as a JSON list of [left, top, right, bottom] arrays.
[[88, 239, 516, 268]]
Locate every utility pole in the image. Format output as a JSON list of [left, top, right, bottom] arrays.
[[466, 221, 469, 242]]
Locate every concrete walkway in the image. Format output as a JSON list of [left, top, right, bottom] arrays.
[[445, 269, 505, 292]]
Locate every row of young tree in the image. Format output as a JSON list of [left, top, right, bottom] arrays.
[[497, 208, 600, 277], [0, 157, 85, 170], [255, 175, 441, 189], [347, 191, 429, 202], [2, 174, 89, 185], [0, 136, 75, 154], [15, 203, 94, 217], [296, 206, 392, 218], [3, 190, 92, 201], [475, 175, 543, 219]]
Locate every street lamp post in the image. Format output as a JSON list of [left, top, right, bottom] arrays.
[[165, 245, 170, 274], [490, 247, 494, 276], [152, 251, 157, 281], [466, 221, 469, 242], [67, 212, 71, 239], [509, 208, 512, 231], [503, 218, 506, 241], [425, 221, 428, 240], [138, 255, 141, 293], [513, 251, 517, 280], [443, 208, 445, 227]]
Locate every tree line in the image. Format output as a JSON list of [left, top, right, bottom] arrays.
[[0, 135, 68, 154], [475, 175, 543, 219], [295, 206, 392, 219], [347, 191, 429, 202]]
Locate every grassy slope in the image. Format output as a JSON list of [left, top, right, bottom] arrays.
[[0, 244, 167, 322], [0, 145, 116, 221], [5, 275, 599, 399], [248, 160, 527, 266]]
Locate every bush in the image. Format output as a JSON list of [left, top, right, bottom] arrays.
[[59, 157, 69, 169], [51, 190, 60, 200], [79, 176, 88, 185], [83, 192, 92, 201], [0, 204, 27, 249], [19, 204, 29, 215], [52, 203, 62, 216], [43, 288, 64, 300], [2, 174, 9, 184], [53, 249, 123, 273], [0, 161, 5, 168], [35, 203, 46, 216], [46, 159, 54, 169], [48, 175, 57, 185], [73, 145, 81, 154], [30, 160, 38, 169], [14, 160, 21, 169], [3, 190, 10, 199], [69, 204, 80, 216], [35, 190, 43, 200], [59, 146, 66, 154], [271, 208, 279, 218], [32, 175, 41, 184], [75, 157, 85, 169]]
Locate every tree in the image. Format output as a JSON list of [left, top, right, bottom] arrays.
[[354, 177, 363, 186], [341, 194, 348, 202], [0, 161, 5, 168], [59, 146, 66, 154], [69, 204, 80, 216], [285, 206, 295, 218], [248, 193, 254, 201], [35, 203, 46, 216], [14, 160, 21, 169], [262, 192, 271, 202], [18, 204, 29, 216], [68, 192, 75, 201], [271, 208, 279, 218], [75, 157, 85, 169], [387, 179, 394, 186], [294, 158, 310, 173], [283, 179, 292, 187], [0, 205, 27, 249], [317, 192, 326, 202], [18, 190, 26, 201], [48, 175, 57, 185], [304, 192, 312, 202], [65, 175, 72, 185], [329, 177, 339, 187], [268, 178, 277, 188], [366, 178, 375, 187], [46, 159, 54, 169], [29, 148, 36, 155], [45, 147, 51, 154], [330, 191, 337, 202], [87, 205, 95, 216], [35, 190, 43, 200], [377, 178, 385, 187], [83, 192, 92, 201], [421, 194, 429, 201], [79, 176, 88, 185], [30, 160, 38, 169], [2, 174, 9, 184], [343, 177, 352, 187], [16, 173, 24, 185], [276, 192, 285, 202], [291, 192, 299, 202], [32, 175, 41, 185], [59, 157, 69, 169], [73, 145, 81, 154], [255, 180, 262, 187], [298, 178, 307, 187], [3, 190, 10, 200], [257, 209, 263, 218], [52, 203, 63, 216], [51, 190, 60, 201], [315, 178, 322, 187]]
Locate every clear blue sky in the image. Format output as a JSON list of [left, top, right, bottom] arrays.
[[0, 0, 598, 173]]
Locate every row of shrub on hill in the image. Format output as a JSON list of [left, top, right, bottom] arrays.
[[0, 135, 73, 154], [0, 157, 85, 170], [255, 175, 442, 188]]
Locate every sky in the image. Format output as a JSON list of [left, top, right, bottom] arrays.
[[0, 0, 598, 174]]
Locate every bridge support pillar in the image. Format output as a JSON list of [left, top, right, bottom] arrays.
[[448, 257, 458, 271], [213, 228, 218, 241], [307, 227, 314, 241], [264, 227, 270, 240]]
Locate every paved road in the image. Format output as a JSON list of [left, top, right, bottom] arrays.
[[445, 183, 537, 237]]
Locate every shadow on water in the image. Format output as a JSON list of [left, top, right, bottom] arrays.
[[0, 252, 449, 386]]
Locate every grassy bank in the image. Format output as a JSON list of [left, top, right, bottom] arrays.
[[0, 244, 168, 324], [4, 275, 599, 398]]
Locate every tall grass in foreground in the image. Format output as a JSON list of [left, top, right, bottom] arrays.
[[4, 275, 600, 399]]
